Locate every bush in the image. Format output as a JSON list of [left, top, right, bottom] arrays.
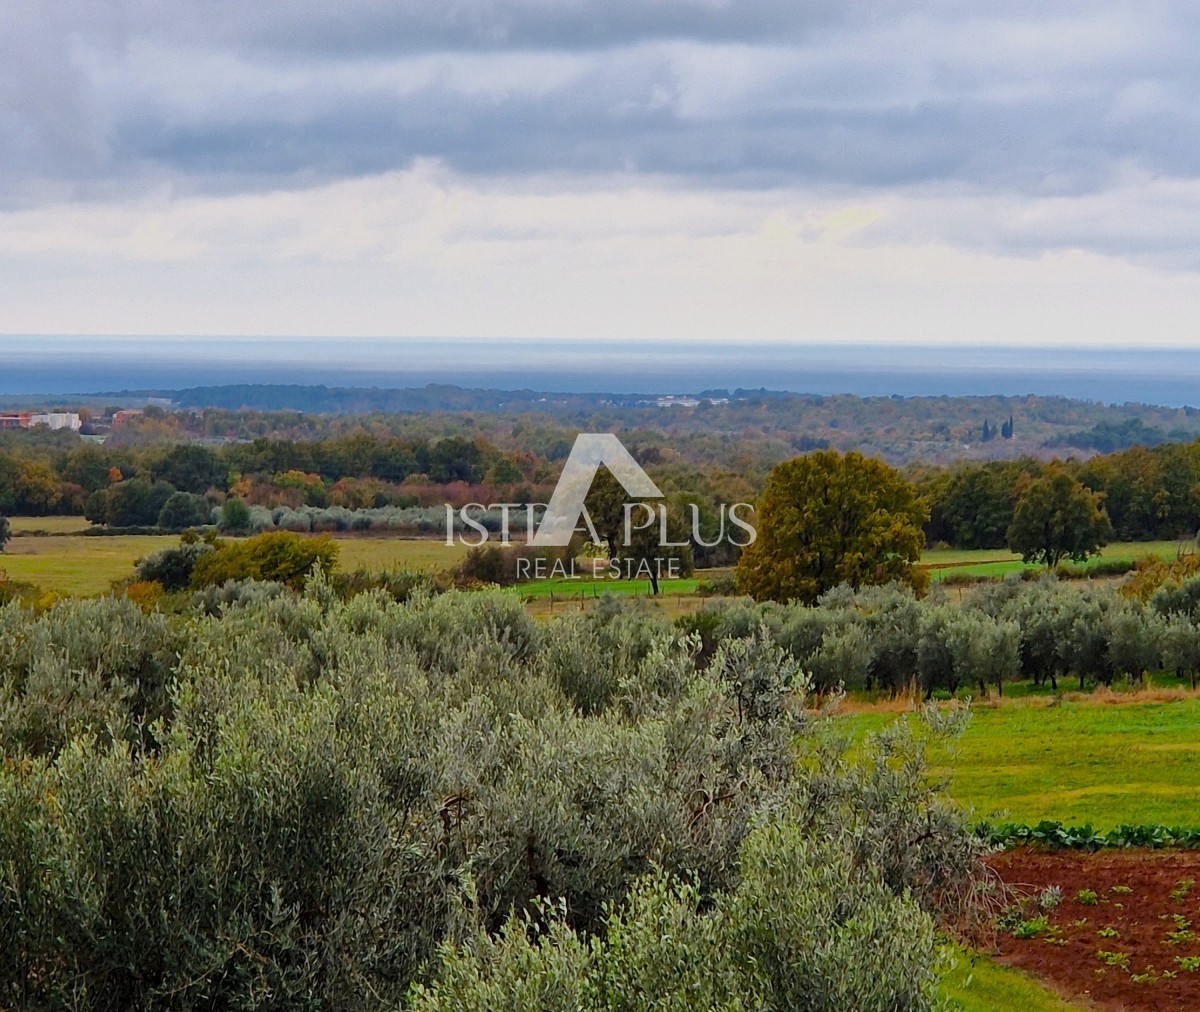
[[413, 822, 941, 1012], [218, 496, 253, 532], [0, 588, 983, 1009], [156, 491, 210, 531], [452, 543, 570, 587], [190, 531, 339, 590], [134, 537, 217, 591]]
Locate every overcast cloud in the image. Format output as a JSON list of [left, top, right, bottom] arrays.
[[3, 1, 1200, 343]]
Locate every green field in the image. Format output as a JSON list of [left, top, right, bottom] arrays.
[[0, 531, 469, 596], [332, 537, 469, 573], [3, 519, 1187, 600], [924, 539, 1184, 582], [844, 697, 1200, 1009], [937, 945, 1083, 1010], [0, 534, 179, 595], [6, 515, 93, 535], [517, 576, 701, 600], [844, 698, 1200, 829]]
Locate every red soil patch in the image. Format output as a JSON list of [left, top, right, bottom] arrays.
[[987, 849, 1200, 1010]]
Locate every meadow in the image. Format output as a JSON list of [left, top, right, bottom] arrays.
[[843, 697, 1200, 829], [848, 694, 1200, 1009], [924, 540, 1184, 582], [2, 519, 1183, 599], [0, 531, 472, 595]]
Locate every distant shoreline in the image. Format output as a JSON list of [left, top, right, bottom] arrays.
[[1, 338, 1198, 407]]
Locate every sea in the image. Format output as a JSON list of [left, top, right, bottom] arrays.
[[0, 337, 1198, 407]]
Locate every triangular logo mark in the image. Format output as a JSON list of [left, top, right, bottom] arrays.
[[530, 433, 663, 546]]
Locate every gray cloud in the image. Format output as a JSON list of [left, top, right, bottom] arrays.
[[5, 0, 1200, 250]]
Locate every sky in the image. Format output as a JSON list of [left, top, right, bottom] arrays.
[[3, 1, 1200, 346]]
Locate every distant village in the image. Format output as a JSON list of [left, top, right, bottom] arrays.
[[0, 408, 143, 436]]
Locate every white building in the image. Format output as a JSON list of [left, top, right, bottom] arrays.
[[29, 413, 82, 431]]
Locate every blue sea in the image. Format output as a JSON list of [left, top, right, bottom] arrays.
[[0, 337, 1198, 407]]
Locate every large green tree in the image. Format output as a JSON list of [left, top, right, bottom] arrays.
[[1006, 470, 1112, 567], [736, 450, 929, 604]]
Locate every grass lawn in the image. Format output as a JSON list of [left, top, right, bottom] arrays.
[[937, 945, 1084, 1011], [7, 515, 94, 535], [517, 576, 701, 600], [842, 697, 1200, 829], [923, 540, 1184, 583], [0, 532, 469, 596]]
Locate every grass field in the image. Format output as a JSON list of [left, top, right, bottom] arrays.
[[924, 540, 1185, 582], [0, 534, 179, 595], [6, 515, 93, 535], [4, 519, 1187, 599], [847, 695, 1200, 1009], [843, 697, 1200, 829], [937, 945, 1083, 1010], [0, 532, 470, 596], [0, 528, 702, 599], [517, 576, 701, 600], [332, 537, 469, 573]]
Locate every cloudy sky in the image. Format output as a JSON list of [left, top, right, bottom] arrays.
[[3, 0, 1200, 345]]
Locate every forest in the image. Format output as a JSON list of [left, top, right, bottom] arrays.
[[4, 415, 1200, 548]]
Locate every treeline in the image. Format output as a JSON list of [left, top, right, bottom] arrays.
[[0, 588, 981, 1009], [116, 386, 1200, 459], [686, 573, 1200, 696], [7, 425, 1200, 550], [0, 435, 748, 560], [0, 434, 547, 523], [920, 440, 1200, 546]]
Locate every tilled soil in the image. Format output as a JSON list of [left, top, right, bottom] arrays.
[[987, 849, 1200, 1010]]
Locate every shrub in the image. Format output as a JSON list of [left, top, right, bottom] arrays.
[[156, 491, 210, 530], [190, 531, 339, 590], [0, 589, 983, 1009], [452, 543, 570, 587], [218, 496, 253, 532], [134, 537, 217, 591], [0, 577, 39, 607], [0, 596, 179, 756], [413, 821, 942, 1012]]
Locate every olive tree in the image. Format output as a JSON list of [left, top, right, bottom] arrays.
[[1106, 602, 1163, 686], [945, 610, 1021, 698], [1161, 614, 1200, 689]]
